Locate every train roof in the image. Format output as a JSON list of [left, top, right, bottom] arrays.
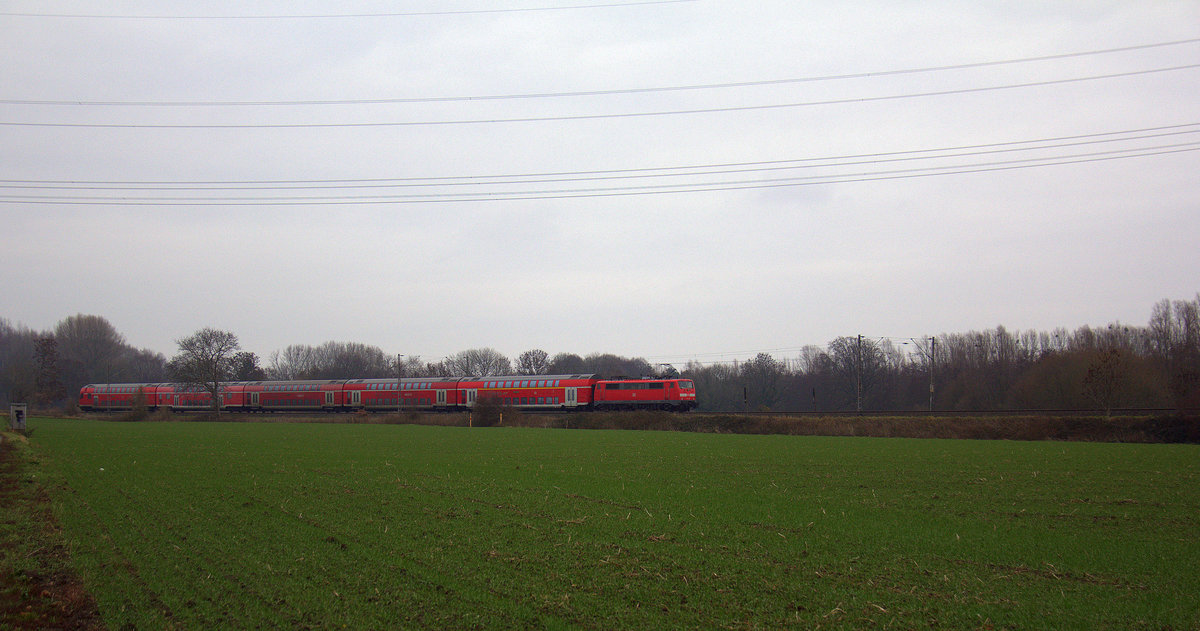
[[345, 377, 453, 383], [465, 374, 597, 380]]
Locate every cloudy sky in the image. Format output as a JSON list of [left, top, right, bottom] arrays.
[[2, 1, 1197, 368]]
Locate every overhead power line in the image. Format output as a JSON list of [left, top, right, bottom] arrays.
[[2, 123, 1196, 190], [3, 64, 1195, 129], [2, 138, 1195, 205], [0, 1, 696, 20], [4, 38, 1197, 107], [4, 64, 1195, 130]]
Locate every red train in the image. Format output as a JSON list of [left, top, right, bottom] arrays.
[[78, 374, 697, 413]]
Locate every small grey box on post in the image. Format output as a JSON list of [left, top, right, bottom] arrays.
[[9, 403, 27, 431]]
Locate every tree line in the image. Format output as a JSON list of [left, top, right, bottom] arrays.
[[2, 295, 1197, 414], [690, 297, 1199, 414]]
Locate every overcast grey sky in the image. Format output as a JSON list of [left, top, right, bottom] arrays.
[[2, 1, 1198, 367]]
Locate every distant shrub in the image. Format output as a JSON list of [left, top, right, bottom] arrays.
[[472, 398, 525, 427]]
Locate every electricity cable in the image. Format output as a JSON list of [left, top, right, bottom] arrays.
[[3, 122, 1194, 188], [2, 126, 1194, 191], [2, 64, 1196, 129], [3, 38, 1196, 107], [1, 142, 1194, 205]]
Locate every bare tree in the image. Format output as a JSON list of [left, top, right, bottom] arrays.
[[267, 345, 314, 380], [310, 341, 393, 378], [742, 352, 782, 410], [827, 336, 888, 411], [266, 341, 392, 379], [54, 314, 127, 387], [444, 348, 511, 376], [0, 319, 37, 407], [583, 353, 652, 377], [117, 347, 167, 384], [515, 349, 550, 375], [396, 355, 432, 377], [1083, 348, 1128, 417], [232, 351, 266, 381], [33, 335, 65, 406], [547, 352, 586, 374], [167, 328, 240, 415]]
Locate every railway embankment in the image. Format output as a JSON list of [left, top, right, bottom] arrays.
[[64, 408, 1200, 443]]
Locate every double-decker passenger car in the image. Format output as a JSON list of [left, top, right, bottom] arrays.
[[340, 378, 460, 412], [459, 374, 599, 410]]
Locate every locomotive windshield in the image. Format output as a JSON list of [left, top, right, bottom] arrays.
[[679, 380, 694, 389]]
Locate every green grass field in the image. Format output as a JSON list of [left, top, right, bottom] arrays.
[[21, 418, 1200, 629]]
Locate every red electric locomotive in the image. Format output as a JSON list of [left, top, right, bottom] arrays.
[[593, 378, 697, 411]]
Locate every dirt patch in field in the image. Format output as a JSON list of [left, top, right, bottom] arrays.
[[0, 433, 105, 630]]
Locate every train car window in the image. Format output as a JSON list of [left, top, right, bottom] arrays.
[[649, 383, 664, 389]]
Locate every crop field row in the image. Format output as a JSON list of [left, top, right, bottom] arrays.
[[21, 418, 1200, 629]]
